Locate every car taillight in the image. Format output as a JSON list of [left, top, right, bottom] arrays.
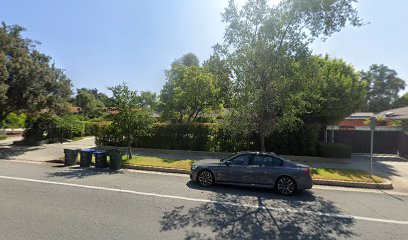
[[303, 168, 310, 175]]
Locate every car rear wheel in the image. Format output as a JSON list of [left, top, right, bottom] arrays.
[[276, 176, 296, 195], [197, 170, 214, 187]]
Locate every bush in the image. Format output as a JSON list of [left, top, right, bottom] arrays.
[[1, 112, 27, 129], [317, 142, 352, 158], [95, 122, 325, 156], [24, 113, 87, 144], [24, 113, 59, 144], [57, 115, 85, 140], [0, 135, 7, 140]]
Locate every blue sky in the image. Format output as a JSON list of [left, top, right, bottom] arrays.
[[1, 0, 407, 95]]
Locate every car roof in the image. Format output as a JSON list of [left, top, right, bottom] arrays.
[[236, 151, 279, 157]]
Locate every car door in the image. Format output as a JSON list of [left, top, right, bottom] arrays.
[[217, 154, 253, 184], [250, 155, 282, 185]]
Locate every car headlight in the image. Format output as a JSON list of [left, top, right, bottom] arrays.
[[191, 165, 198, 170]]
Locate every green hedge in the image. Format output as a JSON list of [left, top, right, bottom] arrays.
[[23, 113, 90, 144], [317, 142, 352, 158], [95, 122, 324, 156]]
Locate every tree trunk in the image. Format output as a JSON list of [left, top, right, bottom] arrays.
[[127, 124, 132, 159], [260, 131, 265, 153]]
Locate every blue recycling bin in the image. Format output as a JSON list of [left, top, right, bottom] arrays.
[[79, 149, 95, 167]]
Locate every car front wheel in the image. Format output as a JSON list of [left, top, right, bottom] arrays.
[[197, 170, 214, 187], [276, 176, 296, 195]]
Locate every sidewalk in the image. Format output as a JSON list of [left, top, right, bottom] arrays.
[[286, 154, 408, 193], [0, 136, 95, 162]]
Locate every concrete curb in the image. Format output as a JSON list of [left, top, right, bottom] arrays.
[[313, 179, 393, 190], [52, 160, 393, 190], [123, 164, 190, 174], [121, 164, 394, 190]]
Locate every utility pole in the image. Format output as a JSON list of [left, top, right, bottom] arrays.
[[370, 116, 376, 176]]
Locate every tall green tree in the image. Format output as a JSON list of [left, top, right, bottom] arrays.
[[361, 64, 406, 112], [109, 83, 153, 159], [203, 45, 232, 107], [393, 93, 408, 108], [0, 22, 72, 121], [172, 53, 200, 67], [303, 55, 366, 125], [139, 91, 158, 110], [76, 89, 105, 118], [222, 0, 362, 152], [160, 64, 221, 123]]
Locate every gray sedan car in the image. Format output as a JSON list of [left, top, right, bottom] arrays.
[[190, 152, 313, 195]]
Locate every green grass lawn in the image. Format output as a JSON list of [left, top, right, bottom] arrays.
[[123, 156, 194, 170], [311, 168, 384, 183], [0, 135, 7, 140], [122, 156, 385, 183]]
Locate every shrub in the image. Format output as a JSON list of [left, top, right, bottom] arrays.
[[95, 122, 325, 156], [0, 135, 7, 140], [1, 112, 27, 129], [24, 113, 59, 144], [317, 142, 352, 158], [57, 115, 85, 140]]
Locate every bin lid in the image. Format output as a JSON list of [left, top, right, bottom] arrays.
[[64, 148, 81, 151], [80, 149, 96, 153], [94, 150, 105, 154]]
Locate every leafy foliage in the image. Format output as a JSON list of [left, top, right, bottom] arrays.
[[221, 0, 362, 151], [0, 22, 72, 122], [0, 112, 26, 128], [76, 89, 105, 118], [108, 83, 154, 158], [361, 64, 406, 112], [303, 55, 366, 125], [160, 63, 222, 123]]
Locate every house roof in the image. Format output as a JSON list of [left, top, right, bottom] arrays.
[[375, 107, 408, 120], [346, 112, 374, 119]]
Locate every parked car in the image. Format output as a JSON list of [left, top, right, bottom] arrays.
[[190, 152, 313, 195]]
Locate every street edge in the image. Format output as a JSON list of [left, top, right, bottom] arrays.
[[123, 164, 394, 190], [50, 160, 394, 190]]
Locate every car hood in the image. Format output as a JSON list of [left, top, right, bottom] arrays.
[[193, 159, 224, 167]]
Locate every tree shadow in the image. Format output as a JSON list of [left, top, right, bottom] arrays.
[[47, 167, 123, 179], [0, 146, 42, 160], [160, 182, 355, 239]]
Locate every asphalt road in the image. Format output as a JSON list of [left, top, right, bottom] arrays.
[[0, 160, 408, 240]]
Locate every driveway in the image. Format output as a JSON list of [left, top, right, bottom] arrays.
[[0, 136, 95, 162]]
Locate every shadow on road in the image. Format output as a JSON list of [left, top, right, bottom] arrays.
[[47, 167, 123, 179], [160, 181, 355, 239], [0, 146, 41, 160]]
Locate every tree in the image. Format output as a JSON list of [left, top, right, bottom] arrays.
[[76, 89, 105, 118], [160, 63, 221, 123], [222, 0, 362, 152], [0, 22, 72, 122], [361, 64, 406, 112], [203, 45, 232, 107], [74, 88, 114, 108], [172, 53, 200, 67], [303, 55, 366, 125], [393, 93, 408, 108], [109, 83, 153, 159], [139, 91, 158, 110]]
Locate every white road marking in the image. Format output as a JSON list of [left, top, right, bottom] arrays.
[[1, 175, 408, 225]]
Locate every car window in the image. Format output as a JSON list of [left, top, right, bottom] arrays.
[[253, 155, 282, 166], [230, 154, 251, 166]]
